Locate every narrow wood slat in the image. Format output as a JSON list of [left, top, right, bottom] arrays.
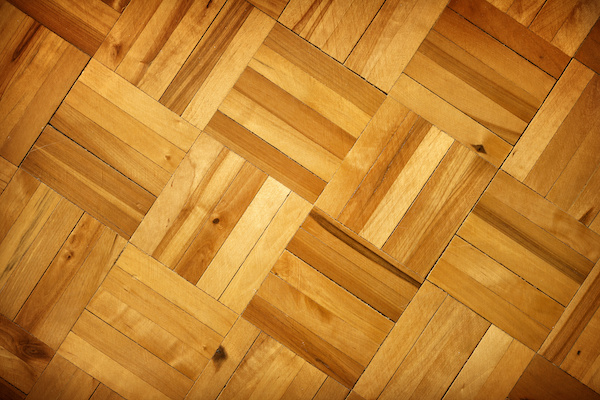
[[247, 0, 288, 18], [575, 18, 600, 74], [507, 0, 546, 26], [279, 362, 326, 400], [27, 355, 98, 400], [0, 169, 40, 243], [22, 127, 155, 239], [313, 377, 350, 400], [89, 384, 125, 400], [0, 157, 16, 194]]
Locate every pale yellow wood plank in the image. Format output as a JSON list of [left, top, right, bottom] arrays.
[[280, 362, 326, 400], [219, 192, 312, 313]]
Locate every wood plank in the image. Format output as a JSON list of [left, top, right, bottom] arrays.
[[115, 245, 237, 336], [27, 355, 98, 400], [550, 0, 600, 56], [524, 74, 600, 196], [0, 198, 81, 319], [279, 0, 384, 62], [345, 0, 448, 92], [0, 157, 16, 194], [197, 177, 290, 298], [7, 0, 120, 55], [219, 192, 312, 313], [0, 377, 25, 400], [243, 295, 364, 388], [88, 289, 208, 380], [390, 74, 512, 167], [503, 60, 595, 181], [174, 163, 267, 283], [0, 314, 53, 393], [575, 18, 600, 74], [540, 261, 600, 364], [248, 0, 288, 18], [382, 142, 496, 276], [568, 166, 600, 226], [508, 355, 600, 400], [178, 3, 275, 129], [216, 333, 306, 400], [507, 0, 546, 26], [287, 208, 422, 321], [79, 59, 200, 151], [279, 362, 326, 400], [187, 318, 261, 400], [353, 282, 447, 400], [206, 111, 326, 203], [58, 332, 170, 400], [0, 169, 39, 243], [443, 325, 534, 400], [378, 296, 489, 400], [313, 377, 350, 400], [316, 98, 410, 218], [0, 6, 89, 165], [22, 126, 155, 239], [0, 184, 61, 291], [89, 384, 125, 400], [449, 0, 570, 79]]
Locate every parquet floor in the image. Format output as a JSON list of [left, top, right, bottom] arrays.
[[1, 0, 600, 398]]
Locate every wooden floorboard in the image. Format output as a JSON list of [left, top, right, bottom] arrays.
[[1, 0, 600, 398]]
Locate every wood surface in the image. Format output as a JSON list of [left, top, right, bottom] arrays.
[[1, 0, 600, 398]]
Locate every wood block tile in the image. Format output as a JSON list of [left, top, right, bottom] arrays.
[[7, 0, 120, 55], [0, 1, 89, 165], [508, 355, 600, 400], [27, 355, 99, 400], [576, 18, 600, 74], [0, 314, 53, 394], [162, 0, 275, 129], [21, 126, 155, 239], [405, 7, 555, 145], [345, 0, 448, 92], [279, 0, 384, 62]]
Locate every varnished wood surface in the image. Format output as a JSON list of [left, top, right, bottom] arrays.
[[1, 0, 600, 398]]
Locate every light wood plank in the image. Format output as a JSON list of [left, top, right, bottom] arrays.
[[0, 169, 40, 244], [27, 355, 98, 400], [313, 377, 350, 400]]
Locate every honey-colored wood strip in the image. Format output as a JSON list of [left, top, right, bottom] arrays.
[[22, 126, 155, 239], [551, 0, 600, 56], [79, 59, 199, 151], [353, 282, 446, 400], [429, 251, 551, 350], [73, 311, 193, 400], [0, 184, 62, 291], [313, 377, 350, 400], [174, 163, 267, 283], [205, 111, 326, 203], [179, 4, 275, 130], [216, 333, 307, 400], [0, 314, 53, 393], [272, 251, 394, 346], [89, 384, 125, 400], [506, 0, 546, 26], [243, 295, 364, 388], [449, 0, 570, 79], [433, 7, 556, 103], [442, 236, 564, 329], [132, 0, 226, 99], [540, 260, 600, 365], [279, 0, 384, 62], [486, 171, 600, 263], [197, 177, 290, 298], [0, 199, 81, 320], [248, 0, 288, 18], [0, 14, 89, 165], [378, 296, 489, 400], [316, 98, 410, 218], [568, 167, 600, 226], [257, 273, 381, 367], [443, 325, 534, 400], [187, 318, 261, 400], [525, 74, 600, 196], [575, 18, 600, 74], [288, 208, 422, 321], [219, 192, 312, 313], [0, 169, 39, 243], [562, 302, 600, 393], [58, 332, 171, 400], [88, 289, 208, 380], [0, 157, 16, 194], [529, 0, 580, 41], [27, 355, 98, 400], [7, 0, 120, 55], [383, 142, 496, 276], [508, 354, 600, 400], [390, 74, 512, 167], [116, 245, 237, 336], [94, 0, 163, 70], [280, 362, 327, 400], [100, 267, 223, 360], [23, 227, 125, 350], [0, 376, 25, 400], [503, 60, 595, 181], [345, 0, 448, 92]]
